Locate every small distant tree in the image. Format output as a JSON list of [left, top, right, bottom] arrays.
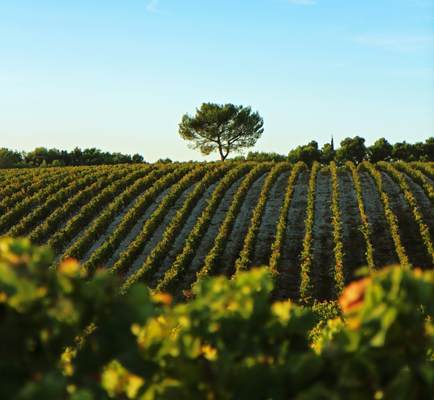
[[247, 151, 287, 162], [408, 142, 424, 161], [392, 141, 410, 162], [423, 137, 434, 161], [51, 159, 65, 167], [71, 147, 83, 165], [155, 158, 172, 164], [132, 153, 144, 163], [288, 140, 322, 168], [111, 152, 132, 164], [0, 148, 22, 169], [178, 103, 264, 162], [367, 138, 393, 163], [81, 148, 104, 165], [25, 147, 49, 166], [321, 137, 335, 165], [336, 136, 366, 165]]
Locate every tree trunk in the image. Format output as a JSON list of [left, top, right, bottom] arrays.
[[218, 143, 226, 162]]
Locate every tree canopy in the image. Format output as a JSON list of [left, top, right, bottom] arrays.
[[367, 138, 393, 163], [3, 136, 434, 169], [0, 147, 145, 169], [336, 136, 367, 165], [178, 102, 264, 162], [288, 140, 322, 168]]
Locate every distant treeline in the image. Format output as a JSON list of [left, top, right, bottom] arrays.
[[1, 136, 434, 169], [0, 147, 146, 169], [246, 136, 434, 167]]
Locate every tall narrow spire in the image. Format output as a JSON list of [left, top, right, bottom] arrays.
[[331, 135, 334, 151]]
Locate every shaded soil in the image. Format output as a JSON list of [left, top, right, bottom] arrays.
[[403, 172, 434, 245], [337, 171, 367, 284], [420, 172, 434, 189], [52, 183, 146, 263], [218, 173, 270, 277], [149, 180, 221, 288], [251, 171, 291, 268], [358, 172, 399, 269], [310, 171, 335, 302], [81, 182, 164, 265], [273, 171, 309, 302], [173, 174, 249, 299], [106, 184, 176, 270], [380, 172, 431, 269], [124, 182, 199, 281]]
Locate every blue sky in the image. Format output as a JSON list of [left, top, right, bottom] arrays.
[[0, 0, 433, 162]]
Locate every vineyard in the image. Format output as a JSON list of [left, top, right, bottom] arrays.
[[2, 160, 434, 303]]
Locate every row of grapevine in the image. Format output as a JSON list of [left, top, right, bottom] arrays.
[[395, 163, 434, 205], [153, 162, 255, 294], [330, 161, 345, 296], [376, 161, 434, 266], [111, 163, 205, 281], [4, 161, 434, 303], [27, 167, 143, 246], [0, 168, 99, 234], [345, 161, 375, 273], [413, 162, 434, 181], [0, 168, 33, 185], [191, 162, 273, 292], [231, 162, 291, 281], [0, 167, 72, 203], [299, 161, 321, 301], [358, 162, 411, 268], [53, 165, 185, 268], [80, 165, 195, 276], [5, 167, 114, 238], [267, 162, 307, 279], [0, 166, 109, 207], [118, 165, 236, 284], [119, 162, 235, 290], [46, 166, 160, 255], [55, 164, 188, 268], [0, 168, 76, 215]]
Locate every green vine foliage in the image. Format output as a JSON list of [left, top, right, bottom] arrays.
[[345, 161, 375, 274], [2, 238, 434, 399], [330, 162, 345, 297], [358, 162, 411, 269], [299, 161, 321, 302]]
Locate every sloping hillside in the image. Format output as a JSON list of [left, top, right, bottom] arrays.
[[2, 160, 434, 302]]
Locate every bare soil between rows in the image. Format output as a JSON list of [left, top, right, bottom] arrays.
[[337, 171, 366, 284]]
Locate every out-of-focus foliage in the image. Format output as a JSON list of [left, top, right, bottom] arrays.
[[2, 238, 434, 399], [0, 238, 124, 399]]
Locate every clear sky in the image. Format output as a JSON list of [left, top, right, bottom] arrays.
[[1, 0, 433, 162]]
